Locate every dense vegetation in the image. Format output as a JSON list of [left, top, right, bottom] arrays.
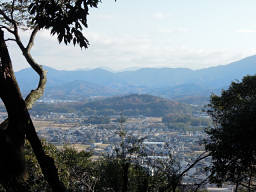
[[30, 94, 196, 117], [81, 94, 193, 117], [0, 139, 207, 192], [205, 75, 256, 191]]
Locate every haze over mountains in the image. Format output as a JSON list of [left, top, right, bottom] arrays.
[[16, 55, 256, 104]]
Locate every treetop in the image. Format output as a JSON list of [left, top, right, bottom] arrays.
[[0, 0, 104, 48]]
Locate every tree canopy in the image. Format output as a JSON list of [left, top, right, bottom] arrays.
[[0, 0, 103, 48], [205, 75, 256, 191]]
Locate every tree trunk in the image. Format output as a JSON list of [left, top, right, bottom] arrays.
[[122, 162, 129, 192], [0, 28, 26, 184], [0, 29, 67, 192], [234, 182, 239, 192]]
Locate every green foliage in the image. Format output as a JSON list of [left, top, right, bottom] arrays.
[[205, 75, 256, 188], [147, 157, 181, 192], [23, 140, 57, 191], [30, 94, 196, 117], [18, 138, 207, 191], [57, 146, 96, 191], [0, 0, 102, 48], [21, 137, 149, 191], [96, 158, 124, 191], [28, 0, 101, 48], [81, 94, 194, 117], [31, 94, 195, 117], [22, 140, 96, 191], [94, 130, 149, 192], [95, 158, 149, 192]]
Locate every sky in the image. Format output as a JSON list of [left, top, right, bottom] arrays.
[[7, 0, 256, 71]]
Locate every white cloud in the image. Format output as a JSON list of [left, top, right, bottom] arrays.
[[236, 29, 256, 33], [92, 14, 113, 20], [159, 28, 190, 33], [7, 30, 256, 72], [153, 12, 168, 20], [83, 33, 254, 70]]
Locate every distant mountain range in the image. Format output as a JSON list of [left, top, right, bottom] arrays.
[[15, 55, 256, 104]]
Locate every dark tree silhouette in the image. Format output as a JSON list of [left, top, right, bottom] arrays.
[[205, 75, 256, 192], [0, 0, 106, 191]]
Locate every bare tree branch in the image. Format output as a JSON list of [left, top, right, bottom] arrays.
[[240, 182, 256, 191], [192, 173, 214, 192], [5, 38, 16, 42], [26, 26, 39, 51], [180, 151, 211, 178], [10, 0, 16, 21], [11, 24, 46, 110], [0, 25, 14, 34]]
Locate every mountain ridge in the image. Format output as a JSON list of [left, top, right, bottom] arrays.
[[16, 55, 256, 104]]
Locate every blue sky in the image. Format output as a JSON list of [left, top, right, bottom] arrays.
[[8, 0, 256, 71]]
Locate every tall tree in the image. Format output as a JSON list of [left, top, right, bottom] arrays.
[[0, 0, 103, 191], [205, 75, 256, 191]]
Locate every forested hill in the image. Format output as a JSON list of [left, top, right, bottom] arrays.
[[30, 94, 195, 117], [15, 55, 256, 104], [80, 94, 194, 117]]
